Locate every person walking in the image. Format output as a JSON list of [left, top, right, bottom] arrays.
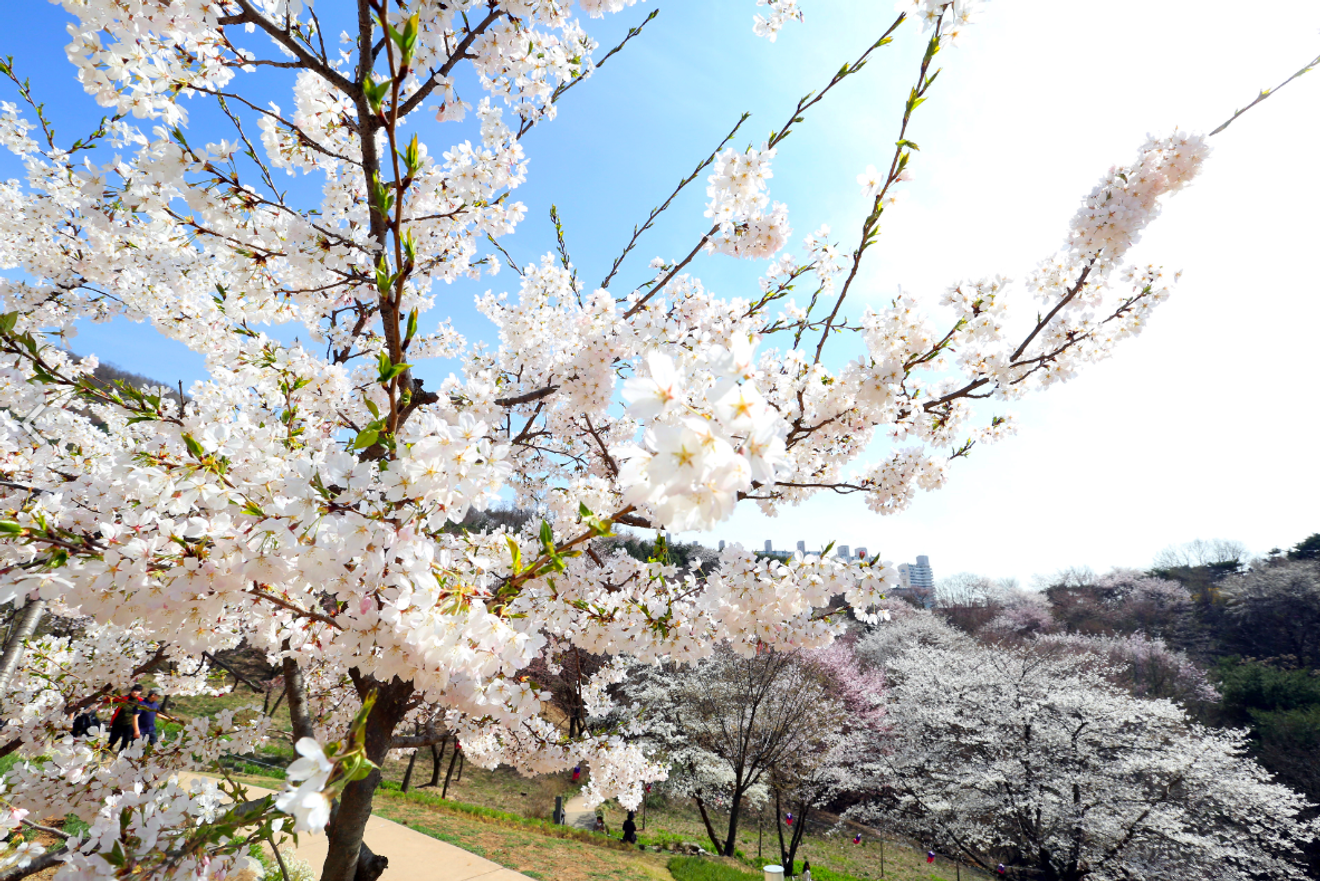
[[621, 811, 638, 844], [138, 690, 162, 746], [106, 684, 143, 752], [800, 860, 813, 881]]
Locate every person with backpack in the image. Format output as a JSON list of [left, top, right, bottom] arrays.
[[138, 690, 162, 746], [106, 684, 143, 752]]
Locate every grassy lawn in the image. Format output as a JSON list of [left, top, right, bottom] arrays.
[[169, 673, 987, 881], [231, 767, 984, 881]]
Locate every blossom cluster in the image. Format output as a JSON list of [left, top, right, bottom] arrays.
[[0, 0, 1220, 864], [753, 0, 806, 41], [704, 147, 792, 260], [619, 340, 788, 530]]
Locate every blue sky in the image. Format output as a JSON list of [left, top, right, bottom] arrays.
[[4, 0, 1319, 584]]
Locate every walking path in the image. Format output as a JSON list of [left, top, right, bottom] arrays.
[[176, 774, 535, 881], [560, 792, 595, 832]]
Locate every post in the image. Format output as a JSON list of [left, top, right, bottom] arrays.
[[880, 840, 884, 877], [553, 796, 564, 825], [764, 866, 784, 881]]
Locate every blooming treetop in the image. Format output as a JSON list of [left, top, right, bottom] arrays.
[[0, 0, 1226, 876], [856, 619, 1319, 880]]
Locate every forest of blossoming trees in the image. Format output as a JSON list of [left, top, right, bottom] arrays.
[[0, 0, 1316, 879]]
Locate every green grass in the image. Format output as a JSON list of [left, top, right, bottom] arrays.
[[376, 780, 634, 850], [667, 856, 759, 881]]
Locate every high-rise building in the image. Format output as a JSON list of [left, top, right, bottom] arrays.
[[909, 554, 934, 589], [894, 556, 935, 608]]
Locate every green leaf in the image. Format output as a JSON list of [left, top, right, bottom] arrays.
[[539, 520, 554, 551], [363, 77, 390, 114], [0, 521, 23, 534], [401, 12, 420, 59], [378, 361, 410, 384], [506, 536, 523, 575], [364, 398, 380, 419], [405, 308, 418, 344], [895, 139, 920, 151], [375, 254, 394, 295], [0, 311, 18, 334], [182, 434, 205, 458], [352, 428, 380, 450]]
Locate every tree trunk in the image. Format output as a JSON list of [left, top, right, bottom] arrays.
[[722, 787, 745, 857], [694, 792, 724, 855], [441, 741, 461, 798], [320, 678, 413, 881], [782, 802, 808, 875], [0, 599, 44, 702], [774, 789, 788, 870], [400, 749, 418, 793], [425, 736, 447, 787], [281, 652, 315, 742]]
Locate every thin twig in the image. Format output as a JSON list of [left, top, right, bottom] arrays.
[[1210, 51, 1320, 137]]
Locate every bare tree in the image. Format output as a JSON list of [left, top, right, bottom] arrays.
[[1152, 538, 1248, 570]]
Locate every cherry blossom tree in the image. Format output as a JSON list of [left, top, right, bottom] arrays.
[[769, 642, 886, 877], [855, 628, 1319, 880], [1219, 561, 1320, 666], [627, 647, 836, 857], [1033, 631, 1218, 705], [0, 0, 1260, 877]]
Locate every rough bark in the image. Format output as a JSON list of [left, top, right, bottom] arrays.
[[319, 676, 413, 881], [281, 652, 315, 743]]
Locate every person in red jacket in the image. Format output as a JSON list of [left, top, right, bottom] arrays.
[[105, 684, 144, 751]]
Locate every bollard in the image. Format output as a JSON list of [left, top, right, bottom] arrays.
[[553, 796, 565, 825], [763, 866, 785, 881]]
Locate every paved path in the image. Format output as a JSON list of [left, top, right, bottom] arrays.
[[177, 774, 534, 881], [561, 792, 595, 832]]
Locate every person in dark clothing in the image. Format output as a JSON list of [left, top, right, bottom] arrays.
[[71, 710, 101, 738], [106, 684, 143, 752], [138, 691, 162, 745], [621, 811, 638, 844]]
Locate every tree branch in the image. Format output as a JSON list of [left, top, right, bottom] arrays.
[[224, 0, 358, 96]]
